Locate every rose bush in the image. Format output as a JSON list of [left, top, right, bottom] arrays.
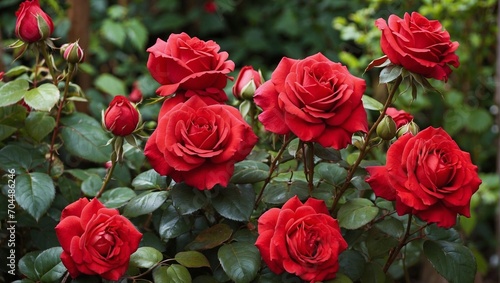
[[254, 52, 368, 149], [366, 127, 482, 228], [55, 198, 143, 281]]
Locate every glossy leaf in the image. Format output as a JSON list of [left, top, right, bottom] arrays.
[[130, 247, 163, 269], [218, 242, 260, 283], [167, 264, 192, 283], [94, 73, 126, 97], [211, 184, 255, 221], [15, 172, 55, 221], [131, 169, 167, 190], [123, 190, 168, 217], [175, 251, 211, 268], [81, 174, 103, 197], [101, 19, 126, 48], [337, 198, 379, 230], [98, 187, 136, 208], [34, 247, 66, 282], [230, 160, 270, 184], [423, 240, 476, 283], [171, 183, 208, 215], [315, 162, 348, 185], [186, 223, 233, 251], [24, 83, 60, 111], [25, 111, 56, 142], [0, 79, 29, 107], [379, 65, 402, 84], [158, 203, 192, 240], [339, 250, 365, 282], [362, 95, 384, 111], [18, 251, 42, 281]]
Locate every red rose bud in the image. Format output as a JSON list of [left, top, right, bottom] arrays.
[[61, 41, 84, 64], [15, 0, 54, 43], [376, 115, 397, 140], [128, 81, 143, 103], [232, 66, 263, 100], [104, 96, 140, 136]]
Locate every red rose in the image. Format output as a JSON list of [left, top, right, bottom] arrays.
[[254, 52, 368, 149], [386, 107, 413, 128], [144, 95, 258, 190], [15, 0, 54, 43], [375, 12, 459, 81], [146, 32, 235, 102], [55, 198, 142, 281], [255, 196, 348, 283], [232, 66, 263, 100], [128, 81, 143, 103], [104, 95, 140, 136], [366, 127, 481, 228]]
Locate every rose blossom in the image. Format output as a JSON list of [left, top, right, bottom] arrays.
[[386, 107, 413, 128], [104, 95, 140, 136], [375, 12, 459, 81], [144, 95, 258, 190], [147, 32, 235, 102], [55, 198, 143, 280], [232, 66, 263, 100], [15, 0, 54, 43], [254, 52, 368, 149], [366, 127, 481, 228], [255, 196, 348, 283]]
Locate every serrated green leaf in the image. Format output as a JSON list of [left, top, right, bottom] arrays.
[[0, 104, 27, 126], [218, 242, 260, 283], [60, 112, 112, 163], [211, 184, 255, 221], [171, 183, 208, 215], [175, 251, 210, 268], [186, 223, 233, 251], [123, 190, 168, 217], [24, 111, 56, 142], [0, 79, 29, 107], [362, 95, 384, 111], [101, 19, 126, 47], [130, 247, 163, 269], [337, 198, 379, 230], [34, 247, 66, 282], [230, 160, 270, 184], [99, 187, 136, 208], [131, 169, 167, 190], [158, 203, 192, 240], [15, 173, 55, 221], [94, 73, 126, 96], [0, 145, 34, 172], [423, 240, 476, 283], [126, 18, 148, 51], [81, 174, 103, 197], [24, 83, 60, 111], [18, 251, 42, 280]]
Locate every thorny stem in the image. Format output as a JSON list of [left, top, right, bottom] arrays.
[[47, 64, 76, 174], [383, 214, 413, 273], [254, 135, 293, 208], [330, 76, 403, 214]]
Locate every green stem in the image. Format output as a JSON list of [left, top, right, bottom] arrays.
[[304, 142, 315, 195], [37, 42, 58, 86], [254, 135, 293, 208], [383, 214, 412, 273], [330, 76, 403, 214], [96, 156, 118, 199]]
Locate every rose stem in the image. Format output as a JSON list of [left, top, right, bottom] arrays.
[[383, 214, 412, 273], [330, 75, 403, 214], [95, 157, 117, 199], [304, 142, 315, 195], [254, 135, 293, 208], [37, 41, 58, 86], [47, 64, 76, 174]]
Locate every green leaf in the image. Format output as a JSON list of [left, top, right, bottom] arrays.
[[158, 203, 192, 240], [171, 183, 208, 215], [101, 19, 126, 47], [423, 240, 476, 283], [131, 169, 167, 190], [186, 223, 233, 251], [81, 174, 103, 197], [24, 83, 60, 111], [379, 65, 403, 84], [99, 187, 136, 208], [0, 145, 35, 172], [126, 18, 148, 51], [316, 163, 348, 185], [130, 247, 163, 269], [362, 95, 384, 111], [123, 190, 168, 217], [0, 124, 17, 142], [337, 198, 379, 230], [211, 184, 255, 221], [4, 65, 30, 77], [94, 73, 126, 96], [374, 217, 405, 238], [34, 247, 66, 282], [359, 261, 386, 283], [465, 108, 493, 133], [338, 250, 365, 282], [15, 173, 55, 221], [25, 111, 56, 142], [324, 273, 353, 283], [0, 79, 29, 107], [165, 264, 192, 283], [218, 242, 260, 283], [262, 180, 309, 204], [175, 251, 210, 268], [152, 266, 170, 283], [60, 112, 112, 163], [18, 251, 42, 280], [230, 160, 270, 184]]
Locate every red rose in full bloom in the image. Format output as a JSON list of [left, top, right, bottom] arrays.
[[232, 66, 263, 100], [104, 95, 140, 136], [254, 52, 368, 149], [15, 0, 54, 43], [146, 32, 235, 102], [375, 12, 459, 81], [55, 198, 143, 281], [255, 196, 348, 283], [144, 95, 258, 190], [366, 127, 481, 228], [386, 107, 413, 128]]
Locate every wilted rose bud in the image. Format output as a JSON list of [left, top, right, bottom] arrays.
[[232, 66, 263, 100], [128, 81, 143, 103], [15, 0, 54, 43], [61, 41, 84, 64], [104, 96, 140, 136], [396, 120, 419, 137], [376, 115, 397, 140]]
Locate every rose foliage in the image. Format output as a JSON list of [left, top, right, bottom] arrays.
[[1, 2, 482, 283]]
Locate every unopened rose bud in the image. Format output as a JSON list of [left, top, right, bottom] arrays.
[[376, 115, 397, 140], [128, 81, 143, 103], [104, 96, 140, 136], [15, 0, 54, 43], [232, 66, 264, 100], [61, 41, 84, 64], [396, 121, 419, 137]]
